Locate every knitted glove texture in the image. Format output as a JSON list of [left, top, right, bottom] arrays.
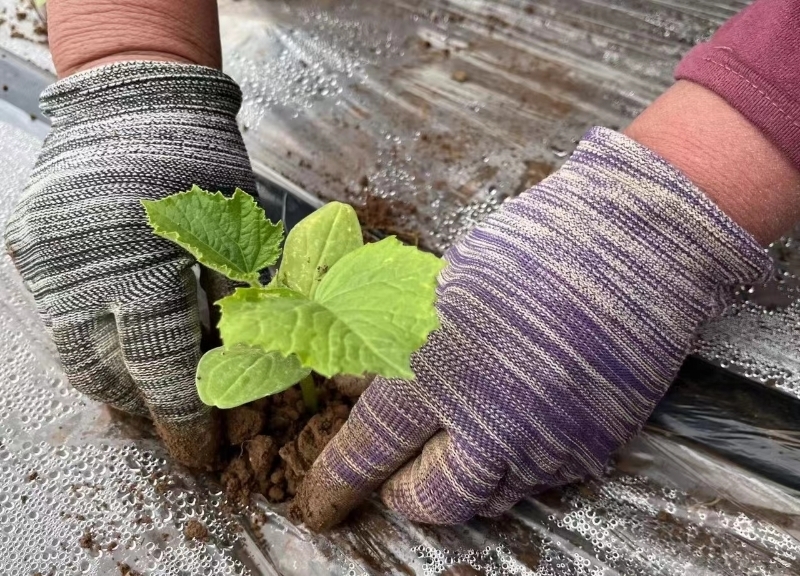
[[296, 127, 771, 529], [5, 61, 255, 467]]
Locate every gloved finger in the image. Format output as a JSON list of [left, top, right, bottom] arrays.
[[198, 266, 240, 348], [115, 268, 219, 469], [50, 312, 148, 416], [475, 472, 532, 518], [379, 431, 502, 525], [477, 458, 586, 518], [293, 377, 439, 531]]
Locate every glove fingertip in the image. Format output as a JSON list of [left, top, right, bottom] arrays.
[[290, 466, 364, 531], [155, 411, 221, 471], [294, 378, 439, 531]]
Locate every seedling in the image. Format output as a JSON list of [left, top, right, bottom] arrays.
[[143, 186, 444, 411]]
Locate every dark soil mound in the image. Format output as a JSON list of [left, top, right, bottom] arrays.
[[217, 375, 372, 508]]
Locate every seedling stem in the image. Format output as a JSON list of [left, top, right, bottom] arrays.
[[300, 374, 318, 413]]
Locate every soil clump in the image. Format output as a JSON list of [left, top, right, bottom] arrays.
[[354, 194, 420, 245], [117, 562, 144, 576], [78, 529, 98, 551], [183, 519, 209, 542], [217, 376, 366, 510]]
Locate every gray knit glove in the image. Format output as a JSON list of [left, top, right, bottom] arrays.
[[295, 127, 772, 529], [4, 62, 255, 468]]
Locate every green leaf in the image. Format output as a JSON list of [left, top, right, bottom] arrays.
[[274, 201, 363, 297], [196, 346, 310, 409], [142, 186, 283, 286], [218, 237, 446, 379]]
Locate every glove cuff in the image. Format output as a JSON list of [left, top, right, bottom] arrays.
[[568, 127, 772, 290], [39, 61, 243, 124], [497, 127, 772, 323]]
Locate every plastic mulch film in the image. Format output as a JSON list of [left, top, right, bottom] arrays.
[[1, 0, 800, 573]]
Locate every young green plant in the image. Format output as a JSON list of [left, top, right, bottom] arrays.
[[142, 186, 444, 411]]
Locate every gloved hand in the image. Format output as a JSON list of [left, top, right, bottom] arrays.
[[5, 61, 255, 468], [295, 127, 771, 529]]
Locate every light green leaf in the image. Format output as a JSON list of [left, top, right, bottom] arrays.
[[274, 201, 363, 297], [218, 237, 446, 379], [142, 186, 283, 286], [196, 346, 310, 409]]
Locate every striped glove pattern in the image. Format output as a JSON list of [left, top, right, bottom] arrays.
[[4, 61, 255, 468], [296, 127, 772, 529]]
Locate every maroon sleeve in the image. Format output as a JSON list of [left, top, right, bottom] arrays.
[[675, 0, 800, 171]]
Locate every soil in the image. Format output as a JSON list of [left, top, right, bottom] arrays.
[[117, 563, 144, 576], [183, 519, 209, 542], [223, 406, 264, 445], [354, 194, 420, 245], [78, 529, 97, 551], [333, 374, 374, 399], [216, 375, 366, 510]]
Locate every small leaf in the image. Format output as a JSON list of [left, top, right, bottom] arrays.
[[142, 186, 283, 285], [196, 346, 310, 409], [218, 237, 446, 379], [274, 201, 363, 297]]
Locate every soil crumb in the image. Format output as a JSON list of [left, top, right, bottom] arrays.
[[217, 376, 369, 509], [78, 529, 97, 551], [279, 403, 349, 494], [355, 194, 419, 245], [333, 374, 374, 399], [452, 70, 469, 82], [184, 519, 209, 542], [117, 563, 143, 576], [224, 405, 265, 445], [514, 159, 554, 195]]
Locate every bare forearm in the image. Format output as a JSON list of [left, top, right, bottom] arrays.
[[628, 0, 800, 246], [48, 0, 221, 77], [625, 81, 800, 246]]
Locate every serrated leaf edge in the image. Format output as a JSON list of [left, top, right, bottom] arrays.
[[141, 187, 284, 285]]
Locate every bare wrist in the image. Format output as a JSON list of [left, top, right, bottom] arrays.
[[47, 0, 221, 78], [625, 81, 800, 246]]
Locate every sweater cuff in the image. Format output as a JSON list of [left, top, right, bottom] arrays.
[[676, 44, 800, 173]]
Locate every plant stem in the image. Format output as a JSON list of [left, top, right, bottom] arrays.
[[299, 374, 318, 413]]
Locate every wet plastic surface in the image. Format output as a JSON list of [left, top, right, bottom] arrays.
[[1, 0, 799, 574]]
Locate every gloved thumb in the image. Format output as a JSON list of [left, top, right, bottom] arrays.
[[292, 377, 438, 530]]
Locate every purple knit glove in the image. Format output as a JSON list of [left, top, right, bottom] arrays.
[[295, 127, 771, 529]]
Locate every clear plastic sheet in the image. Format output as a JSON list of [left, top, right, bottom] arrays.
[[1, 0, 800, 574]]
